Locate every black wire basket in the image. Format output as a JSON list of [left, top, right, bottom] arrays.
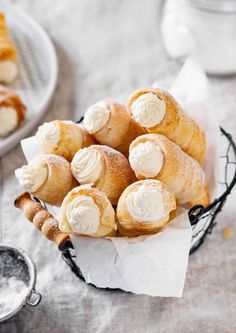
[[58, 127, 236, 283], [37, 126, 236, 284]]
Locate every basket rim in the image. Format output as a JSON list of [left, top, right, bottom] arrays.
[[188, 127, 236, 225], [28, 125, 236, 284]]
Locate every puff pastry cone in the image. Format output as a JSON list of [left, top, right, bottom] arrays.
[[116, 179, 176, 237], [0, 86, 26, 137], [35, 120, 95, 162], [83, 99, 145, 155], [59, 185, 117, 237], [127, 88, 206, 164], [71, 144, 135, 205], [129, 134, 209, 207], [15, 154, 78, 206], [14, 192, 69, 250], [0, 13, 18, 83]]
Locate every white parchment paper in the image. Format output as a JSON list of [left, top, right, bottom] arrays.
[[71, 208, 191, 297], [20, 58, 219, 297]]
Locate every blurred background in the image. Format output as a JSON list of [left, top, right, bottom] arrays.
[[11, 0, 236, 126]]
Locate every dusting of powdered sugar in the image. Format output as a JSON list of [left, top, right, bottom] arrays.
[[0, 250, 29, 318]]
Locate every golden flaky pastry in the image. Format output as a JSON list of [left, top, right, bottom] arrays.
[[0, 13, 18, 83], [129, 134, 209, 207], [116, 179, 176, 237], [83, 99, 144, 155], [71, 144, 135, 205], [15, 154, 77, 206], [36, 120, 95, 161], [127, 88, 206, 164], [0, 86, 26, 136], [59, 185, 117, 237]]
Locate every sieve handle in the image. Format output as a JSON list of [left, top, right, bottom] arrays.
[[14, 192, 69, 250], [26, 289, 42, 307]]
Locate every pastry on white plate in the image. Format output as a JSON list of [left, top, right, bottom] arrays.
[[0, 13, 18, 84], [15, 154, 77, 206], [0, 86, 26, 137], [59, 185, 117, 237], [116, 179, 176, 237]]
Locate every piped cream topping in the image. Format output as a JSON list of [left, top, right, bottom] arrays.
[[66, 195, 100, 235], [0, 61, 18, 84], [0, 107, 18, 136], [15, 162, 48, 193], [36, 122, 60, 150], [83, 101, 110, 134], [131, 93, 166, 128], [129, 141, 164, 178], [71, 147, 103, 184], [126, 185, 165, 222]]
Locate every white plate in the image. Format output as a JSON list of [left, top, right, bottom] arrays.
[[0, 2, 58, 157]]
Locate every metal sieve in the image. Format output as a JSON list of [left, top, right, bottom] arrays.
[[0, 245, 41, 323]]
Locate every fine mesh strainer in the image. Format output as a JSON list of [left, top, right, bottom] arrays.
[[0, 1, 58, 157], [0, 244, 41, 323]]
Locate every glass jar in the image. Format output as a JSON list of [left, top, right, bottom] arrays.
[[161, 0, 236, 75]]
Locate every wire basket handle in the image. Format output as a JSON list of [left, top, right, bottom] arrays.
[[14, 192, 70, 250], [189, 127, 236, 225]]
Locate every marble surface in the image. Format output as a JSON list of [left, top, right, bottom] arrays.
[[1, 0, 236, 332]]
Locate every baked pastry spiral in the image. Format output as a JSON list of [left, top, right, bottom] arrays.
[[35, 120, 95, 161], [127, 88, 206, 164], [0, 86, 26, 136], [71, 144, 135, 205], [15, 154, 77, 206], [83, 99, 144, 155], [116, 179, 176, 237], [129, 134, 209, 207], [0, 13, 18, 84], [59, 185, 117, 237]]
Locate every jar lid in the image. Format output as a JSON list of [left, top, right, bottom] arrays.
[[187, 0, 236, 13]]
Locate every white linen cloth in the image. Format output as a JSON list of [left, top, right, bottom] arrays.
[[1, 0, 236, 332]]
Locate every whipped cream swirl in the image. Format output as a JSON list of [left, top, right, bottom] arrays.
[[0, 60, 18, 84], [15, 162, 48, 192], [131, 93, 166, 128], [83, 101, 110, 134], [0, 107, 18, 136], [66, 195, 100, 235], [129, 141, 164, 177], [36, 122, 60, 150], [126, 185, 165, 222], [71, 148, 103, 184]]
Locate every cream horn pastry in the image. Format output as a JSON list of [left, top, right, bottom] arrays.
[[15, 154, 77, 206], [129, 134, 209, 207], [0, 13, 18, 83], [0, 86, 26, 136], [59, 185, 117, 237], [127, 88, 206, 164], [35, 120, 95, 161], [83, 99, 145, 155], [71, 145, 135, 205], [116, 179, 176, 237]]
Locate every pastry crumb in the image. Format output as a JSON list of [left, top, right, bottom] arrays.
[[223, 227, 234, 239]]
